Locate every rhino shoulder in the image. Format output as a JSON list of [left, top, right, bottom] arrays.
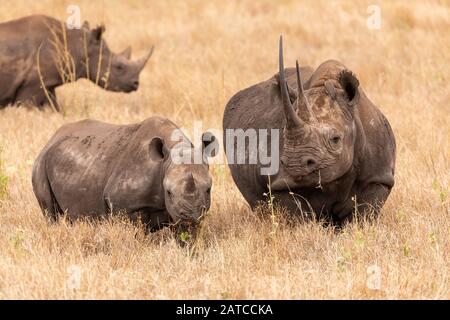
[[355, 98, 396, 188]]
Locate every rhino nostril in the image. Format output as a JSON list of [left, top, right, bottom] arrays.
[[305, 158, 316, 168], [133, 80, 139, 88]]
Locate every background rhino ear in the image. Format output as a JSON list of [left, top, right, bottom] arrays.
[[82, 21, 90, 30], [149, 137, 168, 161], [91, 24, 105, 42], [201, 131, 219, 158], [119, 46, 132, 59], [339, 70, 360, 105]]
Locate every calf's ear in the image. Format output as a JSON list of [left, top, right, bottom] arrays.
[[149, 136, 168, 161], [201, 132, 219, 158], [339, 70, 360, 106]]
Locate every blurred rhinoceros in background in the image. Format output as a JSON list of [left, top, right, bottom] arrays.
[[223, 37, 396, 225], [0, 15, 154, 111]]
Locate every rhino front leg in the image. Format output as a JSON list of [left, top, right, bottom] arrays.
[[128, 209, 171, 233], [355, 182, 392, 217], [333, 182, 392, 224]]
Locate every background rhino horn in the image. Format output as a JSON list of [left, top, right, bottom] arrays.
[[137, 46, 154, 71], [119, 46, 132, 59], [279, 36, 302, 129], [296, 60, 315, 123], [185, 173, 196, 193]]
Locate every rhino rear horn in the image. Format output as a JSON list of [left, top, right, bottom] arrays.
[[295, 60, 316, 122], [278, 36, 302, 129], [119, 46, 132, 59]]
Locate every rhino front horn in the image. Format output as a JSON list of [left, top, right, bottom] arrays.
[[185, 173, 196, 193], [137, 45, 154, 71]]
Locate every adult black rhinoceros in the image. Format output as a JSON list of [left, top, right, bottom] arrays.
[[32, 116, 217, 231], [0, 15, 153, 111], [223, 37, 396, 224]]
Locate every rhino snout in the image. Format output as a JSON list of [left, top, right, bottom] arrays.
[[123, 80, 139, 93], [302, 157, 319, 174], [179, 205, 208, 223], [131, 80, 139, 91]]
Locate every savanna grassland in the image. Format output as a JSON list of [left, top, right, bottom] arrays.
[[0, 0, 449, 299]]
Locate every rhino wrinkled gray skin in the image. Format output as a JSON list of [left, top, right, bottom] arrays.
[[32, 116, 217, 231], [0, 15, 153, 111], [223, 37, 396, 224]]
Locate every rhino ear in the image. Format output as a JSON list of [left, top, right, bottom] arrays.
[[339, 70, 360, 106], [149, 137, 168, 161], [91, 24, 105, 42], [82, 21, 90, 30], [201, 131, 219, 159]]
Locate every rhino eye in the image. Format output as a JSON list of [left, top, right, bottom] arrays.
[[330, 135, 341, 144], [166, 190, 173, 198], [115, 64, 124, 71], [206, 188, 211, 194]]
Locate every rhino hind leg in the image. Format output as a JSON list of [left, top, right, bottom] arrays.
[[32, 160, 62, 222], [15, 83, 60, 111]]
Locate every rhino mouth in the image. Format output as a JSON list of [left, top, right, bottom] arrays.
[[270, 169, 324, 191], [123, 85, 138, 93], [108, 84, 138, 93], [170, 215, 202, 227]]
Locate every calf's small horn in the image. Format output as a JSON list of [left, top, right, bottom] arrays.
[[185, 173, 196, 193], [119, 46, 132, 59]]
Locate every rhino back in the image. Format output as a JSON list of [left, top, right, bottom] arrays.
[[43, 120, 130, 217], [0, 15, 62, 105]]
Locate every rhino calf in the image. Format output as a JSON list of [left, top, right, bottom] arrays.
[[223, 37, 396, 225], [0, 15, 153, 111], [32, 116, 217, 231]]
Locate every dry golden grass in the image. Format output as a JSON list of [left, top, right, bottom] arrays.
[[0, 0, 449, 299]]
